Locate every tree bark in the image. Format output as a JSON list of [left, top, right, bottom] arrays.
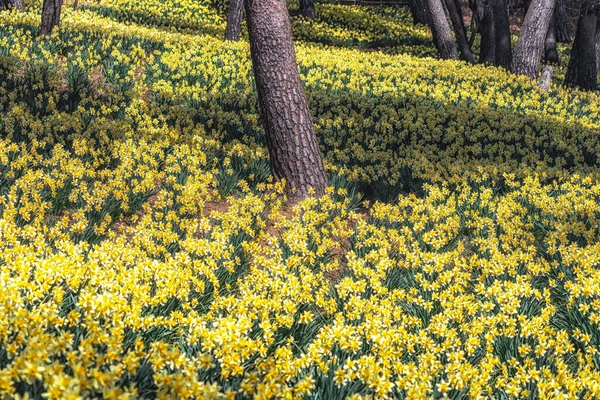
[[445, 0, 476, 62], [511, 0, 555, 80], [40, 0, 63, 36], [555, 0, 571, 43], [224, 0, 244, 41], [425, 0, 460, 60], [493, 0, 512, 69], [408, 0, 430, 25], [299, 0, 315, 18], [544, 6, 560, 65], [564, 1, 599, 91], [245, 0, 328, 202], [0, 0, 24, 11], [479, 0, 496, 64], [596, 20, 600, 73], [538, 65, 553, 91]]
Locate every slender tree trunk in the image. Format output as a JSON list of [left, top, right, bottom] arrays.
[[479, 0, 496, 64], [0, 0, 24, 11], [40, 0, 63, 36], [493, 0, 512, 69], [555, 0, 571, 43], [445, 0, 476, 62], [224, 0, 244, 41], [564, 1, 599, 91], [425, 0, 460, 60], [245, 0, 328, 202], [511, 0, 555, 80], [299, 0, 315, 18], [596, 21, 600, 73], [409, 0, 430, 25], [544, 7, 560, 64]]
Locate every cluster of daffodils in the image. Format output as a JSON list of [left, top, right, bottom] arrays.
[[1, 0, 600, 398]]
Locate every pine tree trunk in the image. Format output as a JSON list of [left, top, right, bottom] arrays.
[[493, 0, 512, 69], [511, 0, 555, 80], [564, 1, 599, 91], [40, 0, 63, 36], [555, 0, 571, 43], [299, 0, 315, 18], [224, 0, 244, 41], [445, 0, 476, 62], [0, 0, 24, 11], [409, 0, 430, 25], [544, 7, 560, 65], [425, 0, 460, 60], [479, 0, 496, 63], [245, 0, 328, 202]]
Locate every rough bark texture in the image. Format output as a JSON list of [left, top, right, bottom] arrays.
[[564, 1, 599, 91], [0, 0, 24, 11], [538, 65, 553, 91], [493, 0, 512, 69], [511, 0, 555, 79], [224, 0, 244, 41], [299, 0, 315, 18], [555, 0, 571, 42], [40, 0, 63, 36], [425, 0, 459, 60], [409, 0, 430, 25], [445, 0, 476, 62], [245, 0, 328, 202], [544, 7, 560, 64], [479, 0, 496, 63]]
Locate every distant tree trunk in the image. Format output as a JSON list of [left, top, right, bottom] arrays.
[[299, 0, 315, 18], [555, 0, 571, 43], [445, 0, 476, 62], [564, 1, 599, 91], [0, 0, 24, 11], [596, 22, 600, 73], [479, 0, 496, 64], [245, 0, 328, 202], [493, 0, 512, 69], [512, 0, 555, 80], [40, 0, 63, 36], [544, 8, 560, 64], [409, 0, 430, 25], [224, 0, 244, 41], [425, 0, 459, 60]]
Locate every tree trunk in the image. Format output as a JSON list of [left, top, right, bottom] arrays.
[[224, 0, 244, 41], [555, 0, 571, 43], [245, 0, 328, 202], [596, 20, 600, 73], [564, 1, 599, 91], [425, 0, 460, 60], [299, 0, 315, 18], [538, 65, 553, 91], [40, 0, 63, 36], [408, 0, 430, 25], [544, 7, 560, 65], [511, 0, 555, 80], [493, 0, 512, 69], [479, 0, 496, 64], [445, 0, 476, 62], [0, 0, 24, 11]]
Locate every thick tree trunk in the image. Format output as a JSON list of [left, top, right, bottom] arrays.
[[409, 0, 430, 25], [245, 0, 328, 202], [564, 1, 599, 91], [0, 0, 24, 11], [425, 0, 459, 60], [555, 0, 571, 43], [493, 0, 512, 69], [445, 0, 476, 62], [479, 0, 496, 64], [224, 0, 244, 41], [511, 0, 555, 80], [299, 0, 315, 18], [544, 7, 560, 65], [40, 0, 63, 36], [538, 65, 553, 91]]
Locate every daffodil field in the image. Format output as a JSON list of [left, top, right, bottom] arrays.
[[1, 1, 600, 398]]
